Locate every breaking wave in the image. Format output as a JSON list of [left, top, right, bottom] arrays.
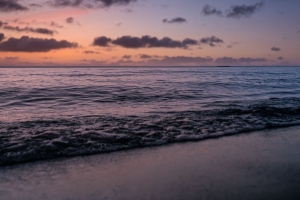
[[1, 97, 300, 165]]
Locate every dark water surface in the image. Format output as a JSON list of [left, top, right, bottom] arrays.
[[1, 67, 300, 165]]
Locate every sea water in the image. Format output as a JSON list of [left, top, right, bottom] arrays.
[[1, 67, 300, 165]]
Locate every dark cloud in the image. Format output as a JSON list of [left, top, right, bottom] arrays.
[[162, 17, 187, 24], [65, 17, 80, 25], [200, 36, 224, 47], [97, 35, 198, 49], [239, 57, 267, 63], [277, 57, 284, 60], [183, 38, 198, 45], [215, 57, 267, 65], [97, 0, 137, 7], [83, 50, 100, 54], [48, 0, 137, 8], [49, 0, 85, 7], [32, 28, 57, 36], [0, 33, 4, 42], [271, 47, 281, 51], [28, 20, 63, 29], [66, 17, 75, 24], [201, 1, 264, 19], [2, 25, 57, 35], [122, 55, 131, 59], [0, 0, 28, 12], [202, 5, 223, 16], [0, 36, 78, 52], [93, 36, 112, 47], [226, 1, 264, 18], [111, 36, 144, 48]]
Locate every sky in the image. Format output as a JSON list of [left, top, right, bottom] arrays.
[[0, 0, 299, 66]]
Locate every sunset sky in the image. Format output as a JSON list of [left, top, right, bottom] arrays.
[[0, 0, 299, 66]]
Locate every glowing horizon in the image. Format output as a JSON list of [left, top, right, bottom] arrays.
[[0, 0, 299, 66]]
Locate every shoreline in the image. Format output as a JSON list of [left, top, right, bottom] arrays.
[[1, 126, 300, 200], [1, 66, 300, 68]]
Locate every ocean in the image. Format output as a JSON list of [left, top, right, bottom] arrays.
[[1, 67, 300, 165]]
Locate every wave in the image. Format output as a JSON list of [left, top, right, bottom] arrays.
[[1, 97, 300, 166]]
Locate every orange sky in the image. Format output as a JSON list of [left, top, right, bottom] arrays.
[[0, 0, 299, 66]]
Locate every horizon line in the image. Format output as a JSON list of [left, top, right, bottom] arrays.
[[0, 66, 299, 68]]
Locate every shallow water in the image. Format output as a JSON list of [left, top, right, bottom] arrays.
[[1, 67, 300, 165], [1, 126, 300, 200]]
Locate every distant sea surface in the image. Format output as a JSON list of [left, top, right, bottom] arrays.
[[1, 67, 300, 165]]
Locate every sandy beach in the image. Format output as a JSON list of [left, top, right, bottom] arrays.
[[1, 126, 300, 200]]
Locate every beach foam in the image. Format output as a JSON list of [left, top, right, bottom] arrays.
[[1, 126, 300, 200], [1, 97, 300, 165]]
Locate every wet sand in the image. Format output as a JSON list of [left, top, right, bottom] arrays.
[[1, 126, 300, 200]]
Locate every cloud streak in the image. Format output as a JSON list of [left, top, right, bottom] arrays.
[[202, 5, 223, 17], [2, 25, 57, 35], [215, 57, 267, 65], [0, 0, 28, 12], [112, 56, 213, 66], [139, 54, 153, 59], [0, 36, 78, 52], [202, 1, 264, 19], [48, 0, 87, 7], [227, 1, 264, 19], [162, 17, 187, 24], [83, 50, 100, 54], [271, 47, 281, 51], [149, 56, 213, 65], [4, 57, 18, 60], [48, 0, 137, 8], [200, 36, 224, 47], [97, 0, 137, 7]]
